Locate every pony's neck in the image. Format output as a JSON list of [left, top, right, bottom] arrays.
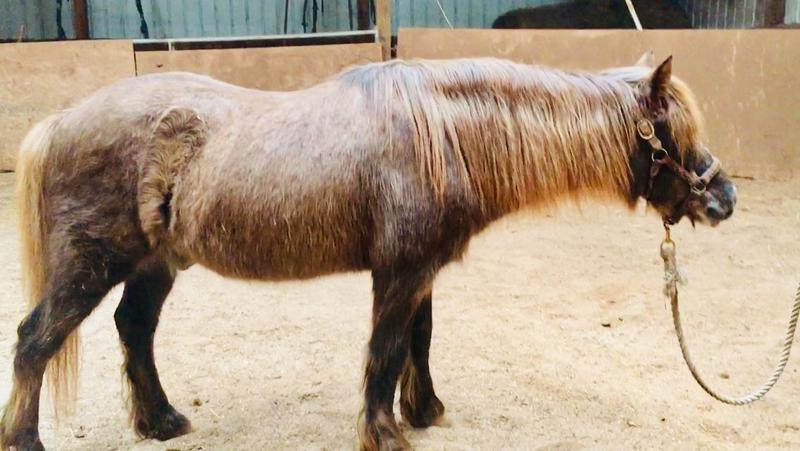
[[395, 60, 643, 220]]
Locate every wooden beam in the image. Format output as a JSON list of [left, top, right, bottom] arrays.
[[375, 0, 391, 60], [73, 0, 89, 39], [761, 0, 786, 26], [133, 30, 377, 52], [356, 0, 371, 30]]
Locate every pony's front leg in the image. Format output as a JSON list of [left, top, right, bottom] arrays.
[[359, 267, 433, 451], [399, 292, 445, 428]]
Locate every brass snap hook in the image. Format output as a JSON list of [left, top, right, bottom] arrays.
[[660, 220, 675, 260], [660, 238, 676, 261]]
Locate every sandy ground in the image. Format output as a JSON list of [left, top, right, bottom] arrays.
[[0, 172, 799, 450]]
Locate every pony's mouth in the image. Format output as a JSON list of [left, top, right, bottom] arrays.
[[659, 203, 720, 228], [685, 196, 731, 227], [691, 210, 721, 227]]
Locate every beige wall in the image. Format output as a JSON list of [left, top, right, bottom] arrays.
[[398, 28, 800, 180], [134, 43, 381, 91], [0, 42, 382, 170], [2, 32, 795, 179], [0, 40, 135, 171]]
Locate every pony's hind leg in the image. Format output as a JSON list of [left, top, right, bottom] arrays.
[[0, 250, 126, 450], [360, 266, 434, 451], [114, 258, 190, 440], [399, 291, 445, 428]]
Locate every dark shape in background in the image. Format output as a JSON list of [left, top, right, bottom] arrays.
[[493, 0, 691, 29]]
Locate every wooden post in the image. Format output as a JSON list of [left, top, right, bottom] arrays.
[[73, 0, 90, 39], [375, 0, 391, 60], [761, 0, 786, 26], [356, 0, 371, 30]]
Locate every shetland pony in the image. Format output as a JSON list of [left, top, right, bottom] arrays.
[[1, 51, 736, 450]]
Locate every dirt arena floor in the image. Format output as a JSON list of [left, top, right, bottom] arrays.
[[0, 172, 798, 450]]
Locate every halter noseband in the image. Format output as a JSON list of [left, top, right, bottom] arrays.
[[636, 118, 722, 224]]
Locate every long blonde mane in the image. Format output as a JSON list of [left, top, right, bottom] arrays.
[[342, 58, 704, 215]]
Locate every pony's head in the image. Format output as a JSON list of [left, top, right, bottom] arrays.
[[610, 52, 737, 226]]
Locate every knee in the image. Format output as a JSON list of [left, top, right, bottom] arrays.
[[14, 310, 52, 373], [114, 303, 133, 338], [15, 309, 49, 358], [114, 302, 155, 350], [368, 321, 411, 358], [114, 304, 145, 348], [16, 308, 41, 342]]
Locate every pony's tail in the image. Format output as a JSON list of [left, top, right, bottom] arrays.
[[15, 113, 78, 419]]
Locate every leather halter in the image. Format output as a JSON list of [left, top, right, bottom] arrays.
[[636, 118, 722, 224]]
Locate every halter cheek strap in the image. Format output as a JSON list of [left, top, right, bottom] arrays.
[[636, 118, 722, 223]]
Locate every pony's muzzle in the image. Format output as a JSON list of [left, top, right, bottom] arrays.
[[705, 183, 737, 222], [706, 201, 733, 221]]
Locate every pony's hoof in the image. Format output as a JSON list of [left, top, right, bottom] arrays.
[[0, 426, 45, 451], [18, 441, 45, 451], [1, 436, 45, 451], [400, 395, 445, 429], [359, 411, 412, 451], [136, 406, 192, 441], [361, 432, 411, 451]]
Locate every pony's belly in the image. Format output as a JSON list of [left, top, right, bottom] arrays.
[[167, 156, 371, 281], [169, 216, 370, 281], [193, 245, 367, 281]]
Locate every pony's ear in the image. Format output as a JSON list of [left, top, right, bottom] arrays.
[[650, 56, 672, 97], [634, 50, 655, 68], [646, 56, 672, 113]]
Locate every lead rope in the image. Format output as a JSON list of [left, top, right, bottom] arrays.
[[661, 224, 800, 405]]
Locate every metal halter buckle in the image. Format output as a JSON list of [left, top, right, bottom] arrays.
[[690, 180, 707, 196], [651, 148, 669, 162], [636, 119, 655, 140]]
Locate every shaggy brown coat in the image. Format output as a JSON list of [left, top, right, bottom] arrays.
[[1, 55, 736, 451]]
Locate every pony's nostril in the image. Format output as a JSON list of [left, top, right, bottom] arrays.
[[706, 204, 732, 221], [723, 206, 734, 219], [724, 184, 738, 206]]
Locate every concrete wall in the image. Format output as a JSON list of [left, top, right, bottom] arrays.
[[398, 28, 800, 180]]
